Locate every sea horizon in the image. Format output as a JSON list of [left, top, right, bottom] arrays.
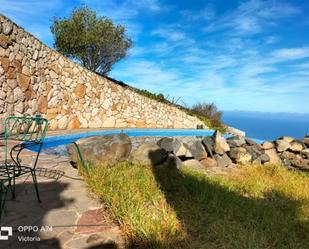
[[222, 111, 309, 141]]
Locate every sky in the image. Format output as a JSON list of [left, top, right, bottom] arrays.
[[1, 0, 309, 113]]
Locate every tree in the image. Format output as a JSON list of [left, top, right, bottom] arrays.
[[51, 6, 132, 75]]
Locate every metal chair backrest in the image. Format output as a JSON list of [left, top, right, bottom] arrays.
[[3, 115, 49, 163]]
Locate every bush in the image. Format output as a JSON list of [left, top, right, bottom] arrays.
[[136, 89, 167, 103], [191, 102, 223, 129]]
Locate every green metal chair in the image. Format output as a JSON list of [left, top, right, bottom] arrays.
[[0, 115, 48, 220]]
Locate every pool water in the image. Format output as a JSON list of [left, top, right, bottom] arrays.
[[31, 128, 263, 155], [42, 129, 218, 149]]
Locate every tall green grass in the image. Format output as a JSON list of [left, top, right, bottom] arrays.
[[82, 161, 184, 248], [83, 162, 309, 249]]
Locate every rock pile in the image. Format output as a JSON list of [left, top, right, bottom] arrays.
[[153, 132, 309, 171], [153, 131, 260, 170], [68, 132, 309, 173]]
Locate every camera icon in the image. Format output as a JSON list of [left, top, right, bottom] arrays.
[[0, 227, 13, 240]]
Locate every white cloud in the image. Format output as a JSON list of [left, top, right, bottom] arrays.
[[264, 36, 279, 44], [271, 47, 309, 60], [152, 28, 188, 42], [88, 0, 169, 21], [294, 62, 309, 69], [133, 0, 164, 12], [180, 6, 215, 21], [204, 0, 300, 36]]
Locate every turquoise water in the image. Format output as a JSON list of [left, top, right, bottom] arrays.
[[41, 129, 217, 149]]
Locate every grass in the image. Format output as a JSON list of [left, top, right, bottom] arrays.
[[82, 162, 309, 249]]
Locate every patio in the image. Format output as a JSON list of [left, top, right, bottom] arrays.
[[0, 145, 124, 249]]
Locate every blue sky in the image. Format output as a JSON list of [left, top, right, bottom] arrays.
[[1, 0, 309, 113]]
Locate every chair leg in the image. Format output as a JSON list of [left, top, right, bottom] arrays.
[[31, 170, 41, 203], [9, 179, 15, 200], [0, 181, 9, 222]]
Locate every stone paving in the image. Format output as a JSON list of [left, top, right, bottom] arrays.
[[0, 147, 125, 249]]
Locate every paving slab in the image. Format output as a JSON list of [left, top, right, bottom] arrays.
[[0, 146, 124, 249]]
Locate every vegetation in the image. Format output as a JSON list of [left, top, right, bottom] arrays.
[[83, 162, 309, 249], [82, 161, 183, 248], [191, 102, 224, 130], [51, 6, 132, 75], [135, 89, 167, 103]]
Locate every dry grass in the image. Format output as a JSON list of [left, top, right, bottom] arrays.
[[82, 162, 309, 249]]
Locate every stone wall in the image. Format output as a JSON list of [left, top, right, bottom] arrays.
[[0, 15, 203, 131]]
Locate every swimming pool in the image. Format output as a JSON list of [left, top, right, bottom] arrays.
[[42, 128, 219, 149]]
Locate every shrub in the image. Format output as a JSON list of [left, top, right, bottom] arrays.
[[136, 89, 167, 103], [191, 102, 223, 129]]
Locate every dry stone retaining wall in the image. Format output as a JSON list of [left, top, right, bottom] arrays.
[[0, 15, 203, 131]]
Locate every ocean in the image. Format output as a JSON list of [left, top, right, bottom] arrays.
[[222, 111, 309, 141]]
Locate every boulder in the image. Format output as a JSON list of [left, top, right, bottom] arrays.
[[181, 159, 205, 173], [67, 134, 132, 166], [166, 153, 182, 168], [226, 135, 246, 147], [275, 139, 290, 152], [281, 151, 296, 160], [289, 141, 304, 152], [279, 136, 294, 143], [280, 151, 296, 167], [252, 153, 270, 164], [301, 149, 309, 159], [174, 141, 193, 158], [245, 138, 259, 146], [213, 153, 234, 167], [290, 155, 309, 170], [281, 157, 292, 167], [228, 147, 252, 165], [264, 148, 281, 165], [202, 136, 214, 157], [180, 136, 199, 144], [243, 144, 263, 160], [130, 142, 167, 166], [157, 137, 174, 152], [213, 130, 230, 155], [262, 141, 274, 150], [259, 153, 270, 164], [226, 136, 246, 148], [200, 157, 218, 168], [188, 140, 207, 160], [224, 125, 246, 137], [252, 157, 262, 164]]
